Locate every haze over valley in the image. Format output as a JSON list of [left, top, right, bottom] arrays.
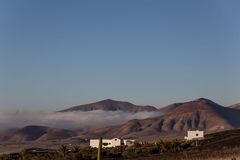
[[1, 98, 240, 143]]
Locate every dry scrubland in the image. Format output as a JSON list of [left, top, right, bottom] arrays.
[[139, 147, 240, 160], [0, 140, 239, 160], [1, 128, 240, 159], [0, 139, 85, 154]]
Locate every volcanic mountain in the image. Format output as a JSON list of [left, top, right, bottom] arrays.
[[59, 99, 158, 112], [158, 102, 183, 113], [2, 125, 77, 142], [78, 98, 240, 139], [4, 98, 240, 142]]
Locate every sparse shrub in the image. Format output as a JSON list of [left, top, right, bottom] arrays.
[[1, 139, 240, 160]]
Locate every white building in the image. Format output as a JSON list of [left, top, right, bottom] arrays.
[[90, 138, 135, 148], [123, 139, 135, 146], [184, 130, 204, 140]]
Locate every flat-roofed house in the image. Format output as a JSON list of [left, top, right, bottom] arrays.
[[184, 130, 204, 140], [90, 138, 135, 148]]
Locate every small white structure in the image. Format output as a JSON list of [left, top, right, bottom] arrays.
[[123, 139, 135, 146], [184, 130, 204, 140], [90, 138, 135, 148]]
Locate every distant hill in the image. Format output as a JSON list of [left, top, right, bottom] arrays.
[[229, 103, 240, 110], [59, 99, 158, 113], [3, 98, 240, 142], [2, 125, 77, 142], [78, 98, 240, 140]]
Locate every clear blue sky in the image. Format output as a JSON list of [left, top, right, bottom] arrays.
[[0, 0, 240, 111]]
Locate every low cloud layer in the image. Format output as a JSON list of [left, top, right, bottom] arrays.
[[0, 110, 163, 131]]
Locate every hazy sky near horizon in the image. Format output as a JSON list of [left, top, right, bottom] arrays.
[[0, 0, 240, 111]]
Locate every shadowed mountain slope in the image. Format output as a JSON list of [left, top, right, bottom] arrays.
[[59, 99, 158, 113], [2, 125, 77, 142]]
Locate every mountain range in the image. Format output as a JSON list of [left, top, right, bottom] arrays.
[[78, 98, 240, 140], [2, 98, 240, 142], [59, 99, 158, 112]]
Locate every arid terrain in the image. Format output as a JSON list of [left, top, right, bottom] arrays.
[[1, 98, 240, 158], [78, 98, 240, 140], [1, 129, 240, 159]]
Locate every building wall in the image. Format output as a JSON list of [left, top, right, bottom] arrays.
[[102, 139, 112, 147], [111, 138, 121, 147], [90, 139, 100, 148], [185, 130, 204, 140], [90, 138, 135, 148], [90, 138, 121, 148]]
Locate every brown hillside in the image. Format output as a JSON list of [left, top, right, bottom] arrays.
[[2, 125, 77, 142], [79, 98, 240, 139]]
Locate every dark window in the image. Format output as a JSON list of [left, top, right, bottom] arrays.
[[103, 143, 109, 146]]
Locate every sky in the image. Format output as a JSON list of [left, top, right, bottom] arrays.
[[0, 0, 240, 111]]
